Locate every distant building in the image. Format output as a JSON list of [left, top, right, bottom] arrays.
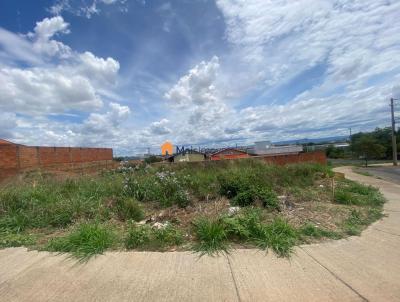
[[248, 140, 303, 155], [161, 141, 173, 156], [170, 149, 206, 162], [210, 148, 250, 161]]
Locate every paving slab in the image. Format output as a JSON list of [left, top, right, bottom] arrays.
[[227, 249, 362, 301]]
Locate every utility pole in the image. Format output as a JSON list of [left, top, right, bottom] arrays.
[[390, 98, 398, 166]]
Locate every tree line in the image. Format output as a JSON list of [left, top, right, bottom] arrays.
[[326, 127, 399, 165]]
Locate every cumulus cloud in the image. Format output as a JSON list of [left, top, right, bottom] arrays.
[[0, 16, 120, 115], [149, 119, 171, 135], [28, 16, 71, 58], [82, 102, 130, 135], [0, 16, 130, 151], [0, 67, 102, 114], [78, 52, 120, 85], [165, 56, 220, 107]]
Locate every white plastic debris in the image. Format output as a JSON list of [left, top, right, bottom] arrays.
[[319, 184, 324, 188], [228, 207, 240, 215], [152, 222, 169, 229]]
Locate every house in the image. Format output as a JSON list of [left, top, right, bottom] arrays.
[[248, 140, 303, 155], [161, 141, 173, 156], [170, 149, 206, 162], [210, 148, 250, 161]]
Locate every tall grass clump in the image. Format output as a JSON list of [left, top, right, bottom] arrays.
[[193, 217, 229, 255], [46, 223, 116, 260]]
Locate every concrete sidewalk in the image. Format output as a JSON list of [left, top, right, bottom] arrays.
[[0, 167, 399, 301]]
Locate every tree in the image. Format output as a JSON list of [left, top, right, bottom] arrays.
[[326, 144, 346, 159], [144, 155, 162, 164], [351, 135, 386, 167]]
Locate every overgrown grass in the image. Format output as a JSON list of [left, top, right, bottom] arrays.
[[46, 223, 116, 260], [299, 224, 342, 240], [124, 224, 183, 250], [334, 180, 385, 207], [0, 230, 37, 248], [193, 209, 298, 257], [0, 160, 386, 259], [343, 208, 384, 235]]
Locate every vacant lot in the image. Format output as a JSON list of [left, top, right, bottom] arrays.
[[0, 160, 385, 260]]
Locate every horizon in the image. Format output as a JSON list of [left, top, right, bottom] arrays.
[[1, 0, 400, 156]]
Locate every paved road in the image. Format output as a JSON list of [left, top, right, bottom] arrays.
[[0, 167, 399, 301], [355, 165, 400, 185]]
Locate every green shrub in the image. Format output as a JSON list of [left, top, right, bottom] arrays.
[[193, 217, 229, 255], [46, 223, 115, 260], [125, 225, 152, 249], [153, 225, 184, 247], [254, 187, 279, 210], [115, 197, 144, 221], [218, 170, 253, 198], [232, 191, 254, 207]]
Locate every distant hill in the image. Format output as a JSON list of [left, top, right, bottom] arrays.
[[273, 135, 349, 146]]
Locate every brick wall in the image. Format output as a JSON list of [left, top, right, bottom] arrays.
[[259, 151, 327, 165], [0, 145, 113, 181]]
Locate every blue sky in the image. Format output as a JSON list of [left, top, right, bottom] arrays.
[[0, 0, 399, 155]]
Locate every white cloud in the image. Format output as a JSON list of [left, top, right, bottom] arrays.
[[82, 102, 130, 135], [216, 0, 400, 88], [28, 16, 71, 58], [0, 16, 120, 115], [78, 52, 120, 85], [149, 119, 171, 135], [0, 67, 102, 114], [0, 28, 42, 65], [49, 0, 127, 18], [165, 56, 220, 107]]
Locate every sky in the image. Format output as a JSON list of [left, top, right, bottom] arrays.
[[0, 0, 400, 155]]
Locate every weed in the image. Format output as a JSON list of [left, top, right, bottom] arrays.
[[193, 217, 229, 255], [300, 223, 341, 239], [335, 180, 385, 207], [115, 197, 144, 222], [254, 187, 279, 210], [254, 218, 298, 257], [125, 225, 152, 249], [0, 231, 36, 248], [46, 223, 116, 260], [153, 224, 184, 247], [343, 209, 364, 235]]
